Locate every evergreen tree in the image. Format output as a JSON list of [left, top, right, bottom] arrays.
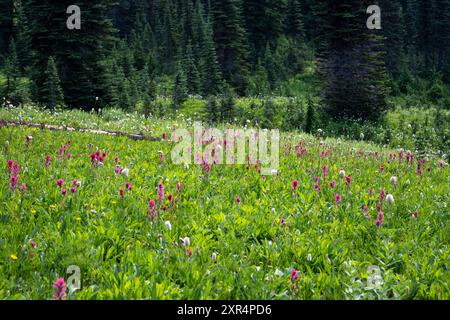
[[205, 96, 219, 124], [211, 0, 250, 95], [315, 0, 389, 121], [13, 0, 31, 71], [3, 39, 21, 106], [184, 41, 202, 94], [173, 61, 188, 109], [199, 17, 223, 95], [42, 56, 64, 111], [0, 0, 13, 56]]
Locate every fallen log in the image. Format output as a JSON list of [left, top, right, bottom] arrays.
[[0, 119, 161, 142]]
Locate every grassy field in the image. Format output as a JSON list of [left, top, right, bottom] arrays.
[[0, 109, 449, 299]]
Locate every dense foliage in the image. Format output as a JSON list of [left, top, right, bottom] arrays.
[[0, 0, 448, 120]]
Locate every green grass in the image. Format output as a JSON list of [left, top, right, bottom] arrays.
[[0, 108, 448, 299]]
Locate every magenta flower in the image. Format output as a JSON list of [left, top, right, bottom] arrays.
[[52, 278, 67, 300], [167, 194, 173, 202], [114, 156, 119, 164], [29, 239, 36, 249], [380, 164, 385, 173], [235, 197, 241, 204], [162, 132, 167, 140], [125, 182, 132, 191], [176, 181, 182, 192], [70, 187, 76, 194], [335, 194, 342, 206], [314, 183, 321, 193], [157, 183, 165, 202], [67, 153, 72, 160], [61, 189, 67, 196], [148, 199, 157, 221], [20, 182, 27, 193], [280, 217, 286, 226], [330, 180, 336, 188], [290, 268, 300, 284], [56, 179, 64, 188], [10, 175, 19, 190], [119, 189, 125, 197], [73, 179, 80, 187], [45, 155, 52, 167], [292, 180, 299, 190], [345, 176, 351, 187], [412, 211, 419, 219], [187, 249, 193, 257], [363, 205, 369, 214], [322, 165, 328, 177]]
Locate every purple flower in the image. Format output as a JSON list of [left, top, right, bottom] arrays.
[[290, 268, 300, 284], [330, 180, 336, 188], [157, 183, 165, 203], [56, 179, 64, 188], [335, 194, 342, 205], [52, 278, 67, 300]]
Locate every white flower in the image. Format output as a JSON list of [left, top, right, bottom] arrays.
[[274, 269, 284, 277], [165, 221, 172, 231], [390, 176, 398, 186], [271, 169, 278, 175], [386, 194, 395, 204], [360, 132, 365, 140], [121, 168, 129, 177], [212, 252, 217, 261], [339, 170, 346, 178], [307, 254, 312, 262], [181, 237, 190, 247], [406, 179, 411, 185]]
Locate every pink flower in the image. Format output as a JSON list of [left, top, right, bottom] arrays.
[[363, 205, 369, 214], [235, 197, 241, 204], [290, 268, 300, 284], [167, 194, 173, 202], [176, 181, 182, 192], [52, 278, 67, 300], [379, 188, 385, 202], [157, 183, 165, 203], [412, 211, 419, 219], [10, 175, 19, 190], [67, 153, 72, 160], [335, 194, 341, 205], [148, 199, 157, 221], [125, 182, 132, 191], [73, 179, 80, 187], [376, 219, 382, 227], [322, 165, 328, 176], [29, 239, 36, 249], [56, 179, 64, 188], [292, 180, 299, 190], [45, 155, 52, 167], [330, 180, 336, 188], [61, 189, 67, 196], [162, 205, 167, 212], [280, 217, 286, 226], [345, 176, 351, 187], [162, 132, 167, 140], [70, 187, 76, 194], [20, 182, 27, 193], [314, 183, 321, 193], [119, 189, 124, 197], [380, 164, 385, 173], [187, 249, 193, 257]]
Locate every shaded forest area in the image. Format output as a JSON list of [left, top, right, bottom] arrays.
[[0, 0, 449, 122]]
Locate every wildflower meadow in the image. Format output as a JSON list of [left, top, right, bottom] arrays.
[[0, 111, 448, 300]]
